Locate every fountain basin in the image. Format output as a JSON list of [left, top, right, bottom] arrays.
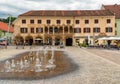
[[0, 51, 75, 80]]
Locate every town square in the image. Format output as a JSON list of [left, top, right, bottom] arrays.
[[0, 46, 120, 84], [0, 0, 120, 84]]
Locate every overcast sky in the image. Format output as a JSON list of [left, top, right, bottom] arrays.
[[0, 0, 120, 18]]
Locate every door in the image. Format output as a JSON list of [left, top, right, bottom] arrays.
[[66, 38, 72, 46]]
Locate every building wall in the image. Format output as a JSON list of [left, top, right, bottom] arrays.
[[116, 19, 120, 36], [101, 5, 120, 37], [13, 15, 115, 46]]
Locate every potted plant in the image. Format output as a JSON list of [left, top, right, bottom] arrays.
[[117, 43, 120, 50], [82, 41, 87, 47]]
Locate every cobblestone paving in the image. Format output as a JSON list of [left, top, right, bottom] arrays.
[[0, 46, 120, 84], [85, 48, 120, 65]]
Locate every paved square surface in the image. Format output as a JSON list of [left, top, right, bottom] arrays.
[[0, 46, 120, 84]]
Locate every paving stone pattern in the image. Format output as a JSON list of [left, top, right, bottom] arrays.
[[0, 46, 120, 84]]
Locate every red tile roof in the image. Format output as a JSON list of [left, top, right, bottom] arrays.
[[0, 22, 14, 33], [19, 10, 114, 17], [102, 4, 120, 19]]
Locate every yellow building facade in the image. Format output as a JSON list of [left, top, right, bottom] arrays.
[[13, 10, 115, 46]]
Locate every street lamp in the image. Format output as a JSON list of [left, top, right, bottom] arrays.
[[7, 14, 12, 35], [6, 14, 12, 44]]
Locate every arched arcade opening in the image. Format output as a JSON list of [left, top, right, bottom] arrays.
[[25, 35, 33, 45]]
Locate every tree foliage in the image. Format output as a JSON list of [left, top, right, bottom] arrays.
[[0, 30, 2, 38], [0, 16, 16, 24]]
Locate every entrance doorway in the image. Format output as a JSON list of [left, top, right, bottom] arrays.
[[47, 38, 52, 45], [35, 38, 43, 45], [25, 36, 33, 45], [66, 38, 72, 46], [85, 38, 88, 45], [55, 38, 60, 45], [29, 39, 33, 45]]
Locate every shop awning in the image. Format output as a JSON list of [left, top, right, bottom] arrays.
[[98, 37, 120, 40]]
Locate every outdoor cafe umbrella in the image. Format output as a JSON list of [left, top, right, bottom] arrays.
[[98, 37, 120, 40], [98, 37, 108, 40], [35, 38, 42, 40], [0, 38, 5, 40], [106, 37, 120, 40], [98, 37, 120, 41]]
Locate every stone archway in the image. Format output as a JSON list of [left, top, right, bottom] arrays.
[[59, 27, 63, 33], [54, 27, 59, 33], [45, 36, 52, 45], [35, 35, 43, 45], [45, 27, 48, 33], [64, 26, 68, 33], [14, 35, 24, 45], [55, 36, 62, 45], [49, 27, 53, 34], [25, 35, 33, 45], [70, 26, 73, 33]]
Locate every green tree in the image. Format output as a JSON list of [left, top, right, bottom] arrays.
[[6, 16, 16, 24], [0, 30, 2, 38], [0, 16, 16, 24]]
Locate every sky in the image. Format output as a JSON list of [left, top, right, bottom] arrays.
[[0, 0, 120, 18]]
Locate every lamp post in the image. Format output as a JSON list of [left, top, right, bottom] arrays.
[[7, 14, 12, 45], [93, 33, 95, 45], [7, 14, 12, 35]]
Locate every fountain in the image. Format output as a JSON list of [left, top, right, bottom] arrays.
[[35, 56, 43, 72], [20, 59, 24, 71], [46, 48, 56, 70], [4, 60, 12, 72], [0, 46, 73, 79], [3, 46, 56, 73], [24, 60, 29, 67], [11, 59, 16, 68]]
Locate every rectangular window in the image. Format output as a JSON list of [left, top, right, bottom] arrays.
[[46, 20, 51, 24], [74, 28, 81, 33], [36, 28, 43, 33], [75, 20, 79, 24], [83, 28, 90, 33], [20, 28, 24, 33], [30, 20, 34, 24], [115, 23, 117, 27], [94, 19, 98, 24], [115, 30, 117, 35], [66, 20, 71, 24], [93, 27, 100, 33], [106, 27, 112, 32], [38, 20, 42, 24], [64, 27, 68, 32], [22, 20, 26, 24], [31, 28, 34, 33], [20, 28, 27, 33], [107, 19, 111, 23], [85, 20, 89, 24], [56, 20, 61, 24]]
